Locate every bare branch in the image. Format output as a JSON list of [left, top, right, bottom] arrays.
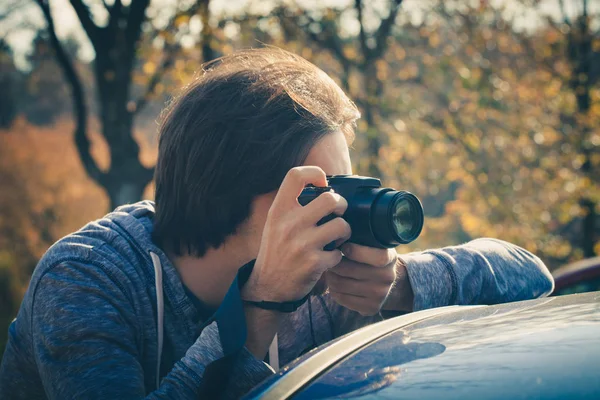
[[134, 0, 205, 113], [69, 0, 100, 46], [288, 4, 353, 66], [557, 0, 571, 26], [371, 0, 404, 60], [35, 0, 104, 184], [353, 0, 404, 63], [134, 43, 177, 113], [354, 0, 370, 61], [0, 0, 33, 22], [199, 0, 214, 62], [108, 0, 123, 19], [125, 0, 150, 52]]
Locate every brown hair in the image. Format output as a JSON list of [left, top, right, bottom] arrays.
[[153, 48, 359, 256]]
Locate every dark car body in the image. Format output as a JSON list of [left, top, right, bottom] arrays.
[[552, 256, 600, 295], [246, 292, 600, 400]]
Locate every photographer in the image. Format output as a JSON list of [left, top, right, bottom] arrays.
[[0, 49, 553, 399]]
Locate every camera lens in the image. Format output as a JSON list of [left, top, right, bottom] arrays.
[[371, 190, 423, 246], [325, 175, 423, 249], [389, 193, 423, 243], [392, 198, 414, 239]]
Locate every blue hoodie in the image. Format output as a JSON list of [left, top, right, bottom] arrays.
[[0, 201, 554, 399]]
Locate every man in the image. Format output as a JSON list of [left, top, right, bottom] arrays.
[[0, 49, 553, 399]]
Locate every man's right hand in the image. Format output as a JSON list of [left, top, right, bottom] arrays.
[[242, 166, 351, 303]]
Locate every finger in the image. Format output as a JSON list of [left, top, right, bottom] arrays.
[[329, 291, 382, 317], [300, 191, 348, 225], [326, 271, 367, 297], [341, 243, 397, 268], [273, 166, 327, 213], [333, 235, 350, 248], [316, 249, 344, 272], [329, 258, 373, 280], [327, 270, 392, 299], [329, 257, 396, 283], [311, 217, 351, 247]]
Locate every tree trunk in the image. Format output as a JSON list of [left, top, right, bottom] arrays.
[[569, 7, 597, 257], [364, 63, 383, 177], [99, 97, 154, 209], [581, 198, 596, 258], [200, 0, 214, 63], [106, 180, 150, 210], [91, 33, 154, 209], [36, 0, 157, 212]]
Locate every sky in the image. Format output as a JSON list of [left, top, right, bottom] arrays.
[[1, 0, 597, 70]]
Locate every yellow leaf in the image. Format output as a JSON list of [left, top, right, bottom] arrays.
[[143, 62, 156, 75], [175, 15, 190, 27]]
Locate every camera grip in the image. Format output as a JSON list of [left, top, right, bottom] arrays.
[[298, 186, 338, 251]]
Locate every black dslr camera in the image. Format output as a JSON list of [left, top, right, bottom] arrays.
[[298, 175, 424, 249]]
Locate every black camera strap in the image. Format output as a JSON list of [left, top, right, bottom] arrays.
[[239, 259, 310, 313]]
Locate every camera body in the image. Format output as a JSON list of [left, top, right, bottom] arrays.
[[298, 175, 424, 249]]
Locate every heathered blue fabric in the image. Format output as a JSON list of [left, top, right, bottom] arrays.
[[0, 201, 554, 399]]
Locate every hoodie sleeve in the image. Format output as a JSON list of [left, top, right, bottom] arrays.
[[403, 238, 554, 311], [318, 238, 554, 338], [30, 262, 272, 400]]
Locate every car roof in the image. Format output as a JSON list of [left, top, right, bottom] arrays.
[[246, 292, 600, 400]]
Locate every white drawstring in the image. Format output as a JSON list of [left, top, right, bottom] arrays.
[[150, 252, 164, 390], [269, 334, 279, 372]]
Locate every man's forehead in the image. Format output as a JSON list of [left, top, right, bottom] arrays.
[[303, 130, 352, 176]]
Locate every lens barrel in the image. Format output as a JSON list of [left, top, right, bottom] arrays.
[[371, 190, 423, 246]]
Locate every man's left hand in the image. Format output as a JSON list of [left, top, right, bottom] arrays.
[[325, 243, 398, 316]]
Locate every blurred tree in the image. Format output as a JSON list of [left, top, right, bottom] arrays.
[[422, 0, 600, 260], [22, 32, 75, 125], [395, 0, 600, 262], [0, 251, 21, 357], [231, 0, 598, 264], [538, 0, 599, 258], [0, 39, 19, 128], [273, 0, 406, 177], [0, 117, 110, 357], [34, 0, 214, 208], [2, 0, 595, 275]]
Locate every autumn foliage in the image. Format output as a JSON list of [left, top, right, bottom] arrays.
[[0, 117, 157, 354], [1, 0, 599, 357]]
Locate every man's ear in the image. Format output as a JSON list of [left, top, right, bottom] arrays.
[[244, 191, 278, 243], [253, 191, 278, 220]]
